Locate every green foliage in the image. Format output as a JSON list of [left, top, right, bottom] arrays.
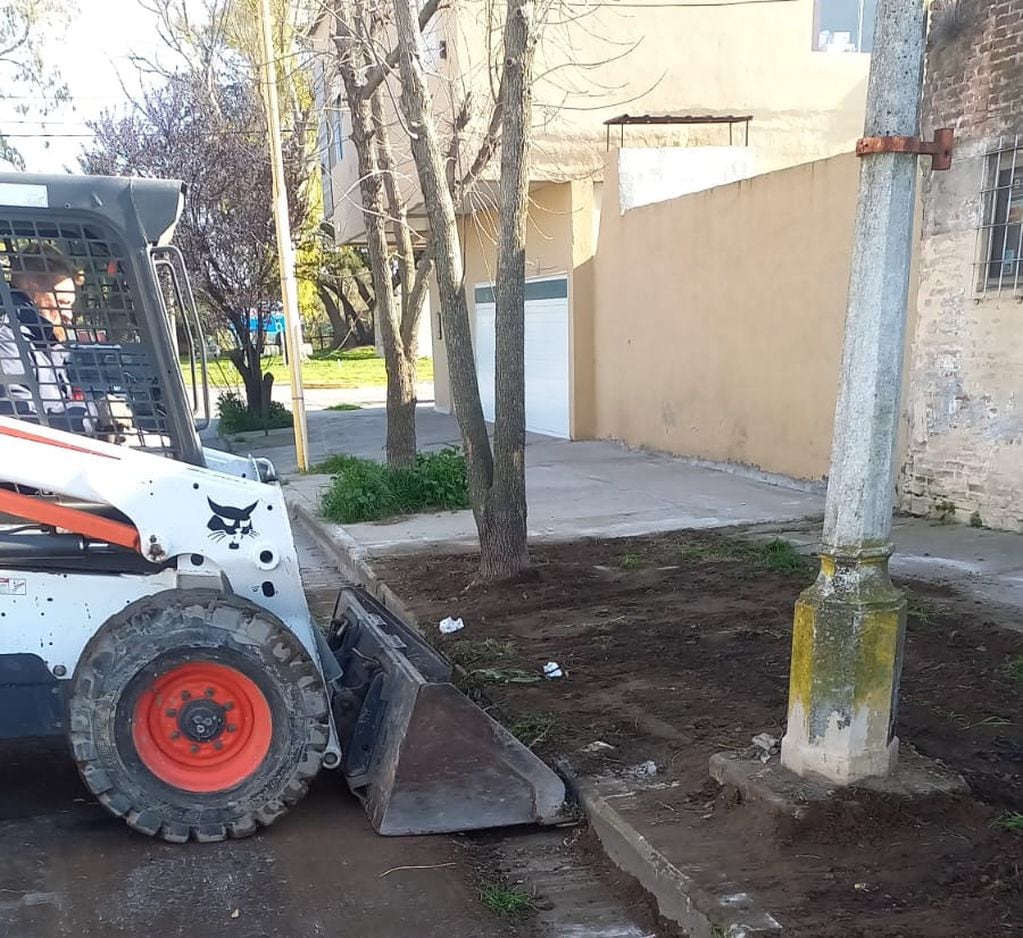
[[319, 448, 470, 523], [217, 391, 293, 434], [325, 403, 361, 412], [312, 345, 378, 362], [476, 882, 535, 918], [472, 668, 541, 685], [509, 712, 559, 749], [191, 348, 434, 389], [1006, 656, 1023, 685], [448, 638, 519, 669], [618, 553, 644, 570], [970, 510, 985, 528], [680, 537, 812, 576], [992, 812, 1023, 833]]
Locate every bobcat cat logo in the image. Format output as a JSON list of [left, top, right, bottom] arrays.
[[207, 498, 258, 550]]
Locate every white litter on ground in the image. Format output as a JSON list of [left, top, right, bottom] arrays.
[[543, 661, 564, 679], [438, 617, 464, 634]]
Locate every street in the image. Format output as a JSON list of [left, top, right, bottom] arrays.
[[0, 528, 662, 938]]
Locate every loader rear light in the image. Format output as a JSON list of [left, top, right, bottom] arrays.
[[70, 387, 86, 402]]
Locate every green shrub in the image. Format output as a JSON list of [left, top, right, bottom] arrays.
[[217, 390, 293, 434], [319, 448, 470, 523]]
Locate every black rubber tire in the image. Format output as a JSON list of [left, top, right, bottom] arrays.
[[68, 589, 329, 843]]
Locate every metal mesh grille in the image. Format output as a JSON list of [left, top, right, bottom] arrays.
[[975, 135, 1023, 296], [0, 214, 175, 454]]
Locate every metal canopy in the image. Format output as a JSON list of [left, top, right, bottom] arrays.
[[604, 113, 753, 148]]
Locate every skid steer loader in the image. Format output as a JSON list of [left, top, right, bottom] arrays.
[[0, 172, 565, 842]]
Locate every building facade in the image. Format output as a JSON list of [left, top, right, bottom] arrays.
[[900, 0, 1023, 531]]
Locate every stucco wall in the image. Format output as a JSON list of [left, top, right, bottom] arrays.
[[589, 153, 864, 481], [431, 181, 582, 417], [900, 0, 1023, 531]]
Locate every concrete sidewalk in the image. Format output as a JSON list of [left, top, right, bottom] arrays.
[[237, 405, 1023, 612]]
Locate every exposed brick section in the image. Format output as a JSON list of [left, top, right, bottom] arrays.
[[924, 0, 1023, 139], [900, 5, 1023, 533]]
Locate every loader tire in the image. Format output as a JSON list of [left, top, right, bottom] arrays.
[[68, 589, 329, 843]]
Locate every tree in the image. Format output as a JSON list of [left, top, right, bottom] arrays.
[[296, 234, 376, 349], [327, 0, 437, 468], [0, 0, 71, 168], [80, 71, 310, 416], [389, 0, 536, 579]]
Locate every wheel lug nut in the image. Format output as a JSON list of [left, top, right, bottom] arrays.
[[181, 690, 191, 701], [223, 702, 234, 711], [226, 724, 237, 733], [204, 688, 215, 698], [213, 741, 224, 751], [170, 731, 180, 740], [190, 744, 200, 754], [165, 708, 177, 717]]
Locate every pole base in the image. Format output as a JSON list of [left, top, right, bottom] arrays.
[[781, 550, 907, 785], [780, 732, 898, 785]]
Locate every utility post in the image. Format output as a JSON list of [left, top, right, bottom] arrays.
[[258, 0, 309, 471], [780, 0, 947, 783]]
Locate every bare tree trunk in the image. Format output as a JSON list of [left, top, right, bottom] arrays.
[[371, 92, 420, 468], [318, 286, 349, 350], [393, 0, 535, 581], [337, 288, 374, 346], [482, 0, 536, 579], [333, 0, 417, 468]]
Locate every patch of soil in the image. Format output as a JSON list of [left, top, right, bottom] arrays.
[[377, 529, 1023, 938]]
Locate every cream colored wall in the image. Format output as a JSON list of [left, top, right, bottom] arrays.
[[431, 181, 584, 416], [450, 0, 869, 175], [590, 153, 864, 481], [319, 0, 870, 244]]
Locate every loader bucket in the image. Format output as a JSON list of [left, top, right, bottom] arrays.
[[328, 587, 567, 835]]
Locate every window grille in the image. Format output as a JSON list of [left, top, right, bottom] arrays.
[[976, 135, 1023, 296]]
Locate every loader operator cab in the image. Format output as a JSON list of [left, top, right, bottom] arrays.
[[0, 173, 270, 480]]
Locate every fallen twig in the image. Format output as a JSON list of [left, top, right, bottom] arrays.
[[379, 862, 457, 878]]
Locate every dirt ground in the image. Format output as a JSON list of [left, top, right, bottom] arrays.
[[378, 529, 1023, 938], [0, 530, 665, 938]]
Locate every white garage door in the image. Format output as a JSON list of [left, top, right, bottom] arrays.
[[474, 276, 570, 438]]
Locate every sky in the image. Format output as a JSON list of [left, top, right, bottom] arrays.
[[1, 0, 172, 174]]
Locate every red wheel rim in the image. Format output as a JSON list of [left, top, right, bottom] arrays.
[[132, 661, 272, 793]]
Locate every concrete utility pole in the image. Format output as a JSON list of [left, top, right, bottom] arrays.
[[780, 0, 930, 784], [259, 0, 309, 471]]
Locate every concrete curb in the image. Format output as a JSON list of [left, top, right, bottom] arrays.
[[565, 775, 781, 938], [287, 491, 784, 936]]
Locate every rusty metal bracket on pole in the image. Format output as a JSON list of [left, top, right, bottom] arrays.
[[855, 127, 955, 171]]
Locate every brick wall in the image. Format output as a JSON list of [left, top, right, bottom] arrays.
[[899, 1, 1023, 531], [925, 0, 1023, 137]]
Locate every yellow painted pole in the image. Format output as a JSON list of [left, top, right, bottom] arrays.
[[258, 0, 309, 470]]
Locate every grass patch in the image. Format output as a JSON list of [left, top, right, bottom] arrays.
[[907, 596, 939, 626], [618, 552, 645, 570], [680, 537, 813, 576], [1006, 656, 1023, 684], [449, 639, 519, 670], [216, 390, 293, 434], [473, 668, 541, 685], [992, 812, 1023, 833], [319, 448, 470, 523], [509, 712, 559, 749], [476, 881, 535, 918], [192, 347, 434, 389], [325, 403, 361, 412]]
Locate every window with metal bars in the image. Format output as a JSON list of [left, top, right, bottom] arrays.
[[977, 137, 1023, 295], [0, 215, 175, 454]]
